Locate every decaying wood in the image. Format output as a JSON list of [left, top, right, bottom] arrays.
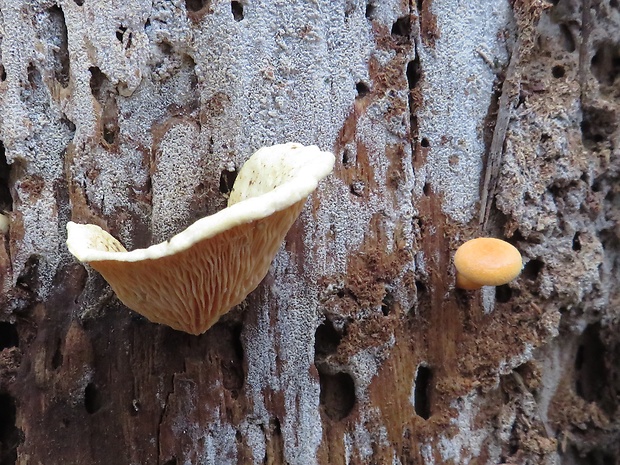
[[480, 0, 552, 230], [479, 37, 522, 231], [0, 0, 618, 464]]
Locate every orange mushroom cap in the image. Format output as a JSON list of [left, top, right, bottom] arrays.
[[454, 237, 523, 289], [67, 143, 335, 335]]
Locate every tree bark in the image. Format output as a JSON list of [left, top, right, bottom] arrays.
[[0, 0, 618, 464]]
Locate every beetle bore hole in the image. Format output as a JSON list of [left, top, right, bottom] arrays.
[[355, 81, 370, 98], [574, 324, 609, 411], [496, 284, 513, 303], [381, 289, 394, 316], [84, 382, 102, 414], [584, 450, 615, 465], [406, 57, 421, 90], [522, 259, 543, 281], [591, 42, 620, 86], [115, 25, 127, 42], [231, 323, 243, 360], [0, 394, 19, 464], [414, 365, 432, 419], [103, 125, 116, 145], [89, 67, 106, 99], [572, 232, 582, 251], [17, 255, 40, 290], [349, 181, 365, 197], [0, 141, 12, 211], [231, 1, 243, 21], [0, 322, 18, 350], [219, 169, 238, 195], [365, 2, 375, 19], [391, 15, 410, 38], [315, 320, 342, 358], [559, 24, 575, 52], [51, 337, 63, 369], [48, 6, 70, 89], [552, 65, 565, 78], [342, 148, 354, 166], [319, 371, 356, 421], [220, 324, 244, 395], [186, 0, 208, 12]]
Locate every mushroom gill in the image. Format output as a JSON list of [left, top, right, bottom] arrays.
[[67, 143, 335, 335]]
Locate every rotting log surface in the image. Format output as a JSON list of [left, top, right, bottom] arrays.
[[0, 0, 618, 464]]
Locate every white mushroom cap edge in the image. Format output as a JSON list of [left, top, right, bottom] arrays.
[[67, 143, 335, 262]]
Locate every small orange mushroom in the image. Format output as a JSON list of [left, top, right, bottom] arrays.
[[66, 143, 334, 335], [454, 237, 523, 290]]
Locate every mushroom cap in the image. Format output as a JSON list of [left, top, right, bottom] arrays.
[[0, 213, 9, 235], [454, 237, 523, 287], [455, 272, 484, 291], [67, 143, 334, 335]]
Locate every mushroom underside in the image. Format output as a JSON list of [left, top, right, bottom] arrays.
[[67, 143, 335, 334], [90, 199, 306, 335]]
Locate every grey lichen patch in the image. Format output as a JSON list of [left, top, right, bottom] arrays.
[[166, 383, 239, 465], [243, 247, 327, 463], [0, 4, 76, 297], [272, 259, 324, 464], [74, 0, 150, 96], [33, 5, 71, 91], [147, 0, 193, 54], [434, 394, 495, 464], [415, 0, 512, 224], [66, 9, 200, 250], [150, 120, 203, 242]]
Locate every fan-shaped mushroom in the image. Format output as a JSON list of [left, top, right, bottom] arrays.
[[67, 143, 335, 335]]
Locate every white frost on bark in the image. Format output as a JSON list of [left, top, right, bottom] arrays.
[[417, 0, 512, 223]]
